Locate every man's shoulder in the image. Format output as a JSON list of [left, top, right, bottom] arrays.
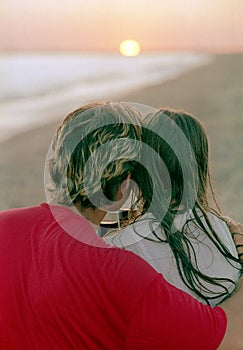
[[0, 203, 45, 221]]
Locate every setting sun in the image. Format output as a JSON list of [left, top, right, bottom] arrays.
[[119, 40, 141, 57]]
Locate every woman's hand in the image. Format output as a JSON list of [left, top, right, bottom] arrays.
[[223, 216, 243, 262]]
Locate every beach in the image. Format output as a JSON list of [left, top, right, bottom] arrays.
[[0, 53, 242, 222]]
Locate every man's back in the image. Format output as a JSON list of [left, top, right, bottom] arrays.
[[0, 203, 227, 350], [0, 203, 159, 349]]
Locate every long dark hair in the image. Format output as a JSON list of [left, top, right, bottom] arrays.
[[137, 108, 242, 304]]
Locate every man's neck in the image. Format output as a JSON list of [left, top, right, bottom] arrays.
[[73, 205, 106, 230]]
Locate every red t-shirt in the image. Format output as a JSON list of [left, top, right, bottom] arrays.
[[0, 203, 226, 349]]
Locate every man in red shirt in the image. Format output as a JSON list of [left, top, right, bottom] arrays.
[[0, 101, 242, 349]]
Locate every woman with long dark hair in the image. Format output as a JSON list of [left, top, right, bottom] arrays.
[[105, 108, 242, 305]]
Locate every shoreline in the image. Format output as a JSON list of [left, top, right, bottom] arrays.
[[0, 51, 211, 144], [0, 53, 242, 222]]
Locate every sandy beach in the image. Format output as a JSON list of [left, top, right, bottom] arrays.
[[0, 53, 242, 222]]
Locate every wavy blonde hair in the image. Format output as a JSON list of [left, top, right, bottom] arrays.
[[48, 101, 142, 209]]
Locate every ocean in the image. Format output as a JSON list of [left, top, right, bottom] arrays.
[[0, 52, 211, 142]]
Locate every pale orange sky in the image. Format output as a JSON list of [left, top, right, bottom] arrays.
[[0, 0, 242, 52]]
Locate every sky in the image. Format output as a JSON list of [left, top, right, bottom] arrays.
[[0, 0, 242, 52]]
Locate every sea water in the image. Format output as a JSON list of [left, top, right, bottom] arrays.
[[0, 52, 211, 142]]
